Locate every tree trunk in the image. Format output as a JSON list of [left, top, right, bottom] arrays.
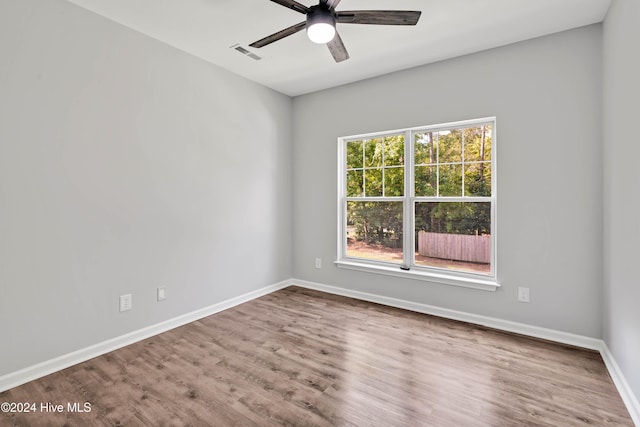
[[428, 132, 434, 164], [363, 221, 369, 244]]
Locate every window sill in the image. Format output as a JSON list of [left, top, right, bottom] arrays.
[[334, 260, 500, 292]]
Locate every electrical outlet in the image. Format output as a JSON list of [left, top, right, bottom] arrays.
[[157, 287, 167, 301], [517, 287, 530, 303], [119, 294, 132, 312], [315, 258, 322, 269]]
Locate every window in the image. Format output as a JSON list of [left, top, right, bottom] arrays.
[[337, 118, 497, 290]]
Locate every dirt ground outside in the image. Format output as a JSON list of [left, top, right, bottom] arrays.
[[346, 240, 490, 274]]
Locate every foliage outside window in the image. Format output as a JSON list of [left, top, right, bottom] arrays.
[[338, 118, 496, 282]]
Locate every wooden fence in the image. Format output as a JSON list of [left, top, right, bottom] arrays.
[[417, 231, 490, 263]]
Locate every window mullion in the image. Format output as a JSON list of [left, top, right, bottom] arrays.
[[381, 139, 385, 197], [435, 133, 440, 197], [403, 130, 413, 269], [338, 140, 346, 260], [461, 129, 465, 197], [362, 142, 366, 196]]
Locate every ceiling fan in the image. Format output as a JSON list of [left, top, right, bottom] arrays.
[[249, 0, 422, 63]]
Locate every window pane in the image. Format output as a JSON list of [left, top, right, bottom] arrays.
[[414, 132, 435, 165], [364, 168, 383, 196], [364, 138, 383, 168], [437, 129, 462, 163], [439, 164, 462, 196], [464, 162, 492, 197], [347, 201, 403, 263], [383, 135, 405, 166], [347, 170, 364, 197], [463, 126, 492, 162], [384, 167, 404, 196], [415, 165, 437, 196], [414, 202, 491, 274], [346, 140, 364, 169]]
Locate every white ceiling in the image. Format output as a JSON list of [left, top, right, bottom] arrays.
[[66, 0, 612, 96]]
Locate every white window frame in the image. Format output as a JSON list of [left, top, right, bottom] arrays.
[[336, 117, 499, 291]]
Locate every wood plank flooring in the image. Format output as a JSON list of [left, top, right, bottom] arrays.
[[0, 286, 633, 426]]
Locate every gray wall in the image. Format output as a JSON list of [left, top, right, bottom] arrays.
[[293, 25, 603, 338], [603, 0, 640, 402], [0, 0, 292, 376]]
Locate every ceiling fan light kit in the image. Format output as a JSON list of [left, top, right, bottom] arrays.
[[250, 0, 421, 62], [307, 7, 336, 44]]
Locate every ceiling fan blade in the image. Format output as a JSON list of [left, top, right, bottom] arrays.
[[320, 0, 342, 10], [327, 31, 349, 63], [269, 0, 309, 15], [249, 21, 307, 48], [336, 11, 422, 25]]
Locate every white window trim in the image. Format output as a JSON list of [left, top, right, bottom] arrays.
[[334, 260, 499, 291], [336, 117, 499, 292]]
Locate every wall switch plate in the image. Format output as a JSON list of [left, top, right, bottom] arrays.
[[518, 287, 530, 303], [315, 258, 322, 269], [157, 287, 167, 301], [119, 294, 132, 312]]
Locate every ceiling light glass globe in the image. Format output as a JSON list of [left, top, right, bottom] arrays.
[[307, 22, 336, 44]]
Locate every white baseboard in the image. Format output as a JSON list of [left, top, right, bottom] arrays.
[[291, 278, 639, 426], [0, 280, 290, 393], [600, 342, 640, 426]]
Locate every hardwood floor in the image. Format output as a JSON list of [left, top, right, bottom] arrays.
[[1, 286, 633, 426]]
